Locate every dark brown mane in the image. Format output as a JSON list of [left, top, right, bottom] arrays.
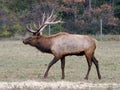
[[35, 32, 68, 53]]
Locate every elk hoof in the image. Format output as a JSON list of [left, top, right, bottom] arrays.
[[44, 75, 47, 78], [84, 77, 88, 80], [44, 73, 48, 78], [61, 77, 64, 79], [98, 76, 101, 80]]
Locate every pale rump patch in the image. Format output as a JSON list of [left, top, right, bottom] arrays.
[[0, 80, 120, 89]]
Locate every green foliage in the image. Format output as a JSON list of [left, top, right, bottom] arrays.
[[77, 4, 84, 15], [0, 1, 5, 8], [43, 24, 64, 35], [13, 24, 23, 33], [114, 6, 120, 18], [52, 24, 64, 34], [6, 0, 33, 13], [0, 25, 11, 37], [0, 24, 24, 37], [0, 0, 120, 38]]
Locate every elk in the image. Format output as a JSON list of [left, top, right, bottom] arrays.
[[23, 11, 101, 80]]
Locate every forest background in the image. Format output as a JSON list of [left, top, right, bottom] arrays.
[[0, 0, 120, 38]]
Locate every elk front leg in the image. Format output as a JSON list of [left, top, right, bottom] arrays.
[[61, 56, 65, 79], [84, 53, 92, 80], [85, 60, 92, 80], [44, 57, 59, 78]]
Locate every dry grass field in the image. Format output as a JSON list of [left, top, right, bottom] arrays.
[[0, 40, 120, 89]]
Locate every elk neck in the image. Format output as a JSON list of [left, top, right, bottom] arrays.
[[35, 35, 52, 53]]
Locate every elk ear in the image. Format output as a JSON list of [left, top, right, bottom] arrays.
[[40, 32, 42, 35]]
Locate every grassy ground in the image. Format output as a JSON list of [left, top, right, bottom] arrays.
[[0, 40, 120, 84]]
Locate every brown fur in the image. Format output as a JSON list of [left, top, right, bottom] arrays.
[[23, 32, 101, 80]]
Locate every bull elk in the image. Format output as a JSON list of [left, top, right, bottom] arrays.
[[23, 11, 101, 80]]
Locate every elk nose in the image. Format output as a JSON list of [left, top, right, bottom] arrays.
[[23, 40, 25, 44], [23, 40, 27, 44]]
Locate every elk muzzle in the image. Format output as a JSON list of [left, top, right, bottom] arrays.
[[23, 39, 28, 44], [23, 37, 32, 44]]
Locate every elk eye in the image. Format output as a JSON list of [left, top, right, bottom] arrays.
[[27, 37, 32, 41]]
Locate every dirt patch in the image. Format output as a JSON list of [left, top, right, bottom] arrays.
[[0, 80, 120, 89]]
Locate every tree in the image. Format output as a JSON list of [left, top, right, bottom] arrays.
[[0, 0, 120, 37], [114, 0, 120, 18], [80, 4, 119, 34]]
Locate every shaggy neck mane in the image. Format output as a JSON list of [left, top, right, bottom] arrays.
[[35, 36, 52, 53]]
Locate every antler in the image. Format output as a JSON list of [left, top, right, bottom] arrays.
[[26, 24, 37, 33], [26, 10, 63, 34]]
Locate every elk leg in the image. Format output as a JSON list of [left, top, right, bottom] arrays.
[[92, 56, 101, 79], [85, 54, 92, 80], [61, 56, 65, 79], [44, 57, 59, 78]]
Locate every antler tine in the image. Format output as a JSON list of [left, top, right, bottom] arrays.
[[49, 9, 54, 18], [45, 15, 63, 24], [35, 12, 46, 32], [26, 24, 37, 33], [42, 12, 46, 24], [39, 18, 63, 32], [46, 9, 54, 22], [45, 10, 63, 24], [38, 21, 41, 28], [36, 10, 54, 33], [39, 24, 47, 32]]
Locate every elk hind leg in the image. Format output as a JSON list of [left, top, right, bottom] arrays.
[[92, 56, 101, 79], [61, 56, 65, 79], [84, 53, 92, 80]]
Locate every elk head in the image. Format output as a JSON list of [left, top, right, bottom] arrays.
[[23, 10, 63, 46]]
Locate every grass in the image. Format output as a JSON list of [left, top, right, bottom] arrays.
[[0, 40, 120, 84], [1, 87, 119, 90]]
